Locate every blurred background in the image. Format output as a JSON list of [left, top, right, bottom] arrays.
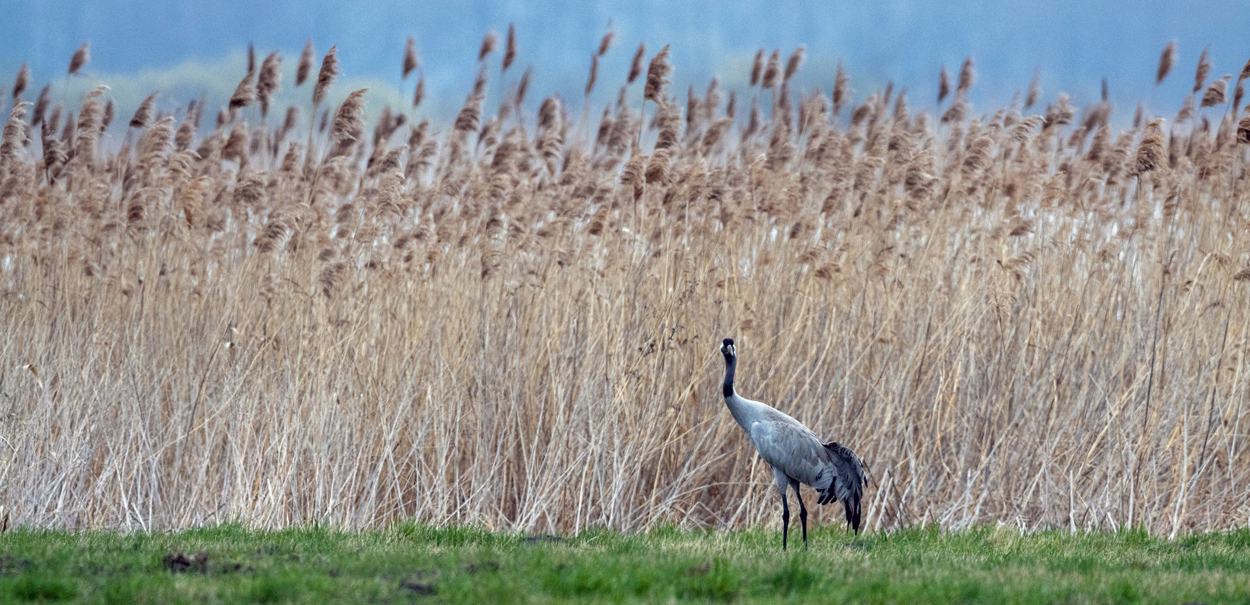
[[1, 0, 1247, 129]]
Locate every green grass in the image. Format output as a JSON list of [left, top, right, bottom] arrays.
[[0, 523, 1247, 603]]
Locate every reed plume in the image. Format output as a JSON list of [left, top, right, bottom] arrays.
[[644, 146, 670, 185], [938, 65, 950, 102], [12, 63, 28, 101], [503, 24, 517, 72], [32, 84, 50, 125], [750, 49, 764, 87], [257, 51, 283, 118], [597, 31, 615, 56], [941, 94, 968, 124], [222, 124, 248, 164], [1043, 92, 1074, 128], [1026, 69, 1040, 108], [761, 48, 780, 89], [135, 115, 173, 174], [472, 65, 488, 96], [68, 43, 89, 75], [892, 88, 907, 119], [654, 100, 680, 150], [454, 91, 484, 134], [327, 89, 367, 158], [71, 86, 107, 165], [1135, 118, 1167, 173], [537, 97, 563, 175], [957, 56, 975, 94], [0, 102, 29, 168], [403, 37, 420, 79], [628, 43, 646, 84], [129, 93, 156, 129], [586, 54, 599, 97], [281, 106, 299, 134], [59, 110, 75, 149], [783, 46, 805, 83], [229, 70, 256, 110], [833, 62, 849, 115], [297, 40, 314, 86], [413, 75, 426, 108], [1157, 41, 1176, 85], [479, 30, 498, 61], [619, 150, 645, 197], [743, 97, 760, 139], [312, 46, 340, 109], [643, 44, 672, 104], [1201, 76, 1229, 107], [102, 99, 114, 131], [39, 118, 65, 180], [1176, 93, 1196, 122], [704, 78, 721, 121], [1194, 47, 1211, 93]]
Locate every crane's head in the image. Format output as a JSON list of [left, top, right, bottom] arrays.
[[720, 338, 736, 361]]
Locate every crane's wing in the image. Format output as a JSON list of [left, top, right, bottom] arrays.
[[819, 441, 865, 534], [746, 414, 830, 490]]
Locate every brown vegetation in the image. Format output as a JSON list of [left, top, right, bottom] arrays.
[[0, 39, 1249, 537]]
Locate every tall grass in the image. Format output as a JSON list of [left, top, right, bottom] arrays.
[[1, 37, 1250, 537]]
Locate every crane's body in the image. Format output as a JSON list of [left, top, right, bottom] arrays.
[[721, 338, 864, 549]]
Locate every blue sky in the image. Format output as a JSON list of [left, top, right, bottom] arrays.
[[2, 0, 1247, 125]]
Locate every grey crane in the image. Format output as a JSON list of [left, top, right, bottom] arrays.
[[720, 337, 865, 549]]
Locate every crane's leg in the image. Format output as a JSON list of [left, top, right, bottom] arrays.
[[780, 490, 790, 551], [774, 468, 791, 551], [791, 479, 808, 549]]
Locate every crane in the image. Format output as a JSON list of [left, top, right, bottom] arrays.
[[720, 338, 865, 549]]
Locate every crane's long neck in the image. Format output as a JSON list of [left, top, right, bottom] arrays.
[[722, 354, 754, 430], [723, 354, 737, 398]]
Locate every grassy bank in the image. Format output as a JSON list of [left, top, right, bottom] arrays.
[[1, 524, 1248, 603]]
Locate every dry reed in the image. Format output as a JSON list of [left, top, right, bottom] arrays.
[[257, 51, 283, 118], [628, 43, 645, 84], [67, 43, 89, 75], [403, 37, 420, 80], [503, 24, 517, 72], [12, 63, 28, 101], [479, 31, 498, 62], [1195, 47, 1212, 93], [643, 45, 672, 104], [1, 39, 1250, 540], [1157, 41, 1176, 85], [129, 93, 156, 129], [312, 46, 340, 109], [597, 31, 615, 57], [297, 40, 314, 86]]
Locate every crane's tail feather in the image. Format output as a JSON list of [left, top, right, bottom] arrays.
[[844, 491, 861, 534], [823, 441, 866, 534]]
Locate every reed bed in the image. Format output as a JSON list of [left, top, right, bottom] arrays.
[[2, 37, 1250, 537]]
